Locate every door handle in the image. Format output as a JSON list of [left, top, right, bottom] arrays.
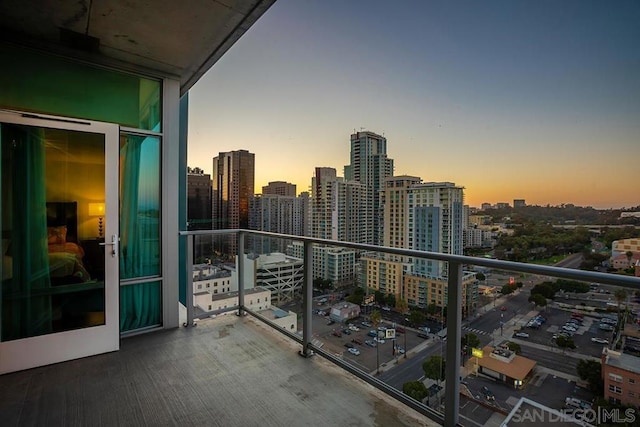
[[99, 234, 119, 257]]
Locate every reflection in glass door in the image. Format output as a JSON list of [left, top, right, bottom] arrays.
[[0, 111, 119, 373]]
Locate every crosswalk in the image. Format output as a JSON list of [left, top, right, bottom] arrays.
[[462, 326, 490, 336]]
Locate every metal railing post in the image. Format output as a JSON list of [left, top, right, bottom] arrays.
[[300, 240, 313, 357], [444, 261, 462, 427], [185, 234, 195, 326], [237, 231, 245, 316]]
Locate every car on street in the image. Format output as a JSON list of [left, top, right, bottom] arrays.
[[515, 332, 529, 338], [480, 386, 495, 401], [347, 348, 361, 356], [591, 337, 609, 344]]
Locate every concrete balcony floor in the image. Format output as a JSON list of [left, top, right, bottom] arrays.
[[0, 315, 439, 426]]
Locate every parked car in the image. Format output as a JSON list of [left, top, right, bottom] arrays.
[[347, 347, 361, 356], [394, 345, 405, 354], [480, 386, 495, 401], [367, 330, 378, 337], [344, 342, 355, 349], [361, 321, 372, 327], [374, 337, 385, 344], [591, 337, 609, 344], [332, 330, 342, 337], [352, 338, 363, 345], [365, 340, 377, 347], [342, 328, 352, 335], [515, 332, 529, 338], [599, 324, 614, 331]]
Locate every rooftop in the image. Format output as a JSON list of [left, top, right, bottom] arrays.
[[603, 348, 640, 375], [0, 315, 436, 427], [477, 346, 537, 381]]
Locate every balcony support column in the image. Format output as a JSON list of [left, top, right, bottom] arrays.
[[444, 261, 462, 427], [184, 234, 195, 326], [300, 240, 313, 358], [237, 231, 245, 316]]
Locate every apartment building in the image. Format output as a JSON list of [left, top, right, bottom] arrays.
[[344, 131, 394, 246], [287, 242, 357, 287], [249, 192, 309, 253], [602, 348, 640, 407]]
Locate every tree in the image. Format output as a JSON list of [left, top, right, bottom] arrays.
[[403, 381, 428, 402], [374, 290, 385, 304], [556, 335, 576, 353], [396, 298, 409, 314], [370, 310, 382, 326], [614, 288, 628, 316], [576, 359, 603, 395], [461, 333, 480, 363], [408, 309, 425, 326], [528, 293, 547, 309], [501, 284, 515, 295], [423, 356, 446, 386], [506, 342, 522, 354], [385, 293, 397, 308]]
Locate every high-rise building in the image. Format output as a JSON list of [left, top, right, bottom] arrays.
[[513, 199, 526, 208], [212, 150, 255, 254], [262, 181, 296, 197], [408, 182, 465, 278], [310, 167, 367, 243], [187, 167, 212, 230], [362, 179, 475, 313], [344, 131, 394, 246], [249, 192, 309, 253]]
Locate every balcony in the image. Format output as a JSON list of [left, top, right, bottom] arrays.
[[2, 229, 639, 427]]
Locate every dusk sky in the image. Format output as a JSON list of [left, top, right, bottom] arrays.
[[188, 0, 640, 209]]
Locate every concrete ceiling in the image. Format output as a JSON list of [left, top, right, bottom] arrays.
[[0, 0, 276, 94]]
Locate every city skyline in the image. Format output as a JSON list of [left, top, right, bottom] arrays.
[[187, 0, 640, 209]]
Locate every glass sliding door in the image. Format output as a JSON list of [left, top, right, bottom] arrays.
[[0, 111, 119, 374]]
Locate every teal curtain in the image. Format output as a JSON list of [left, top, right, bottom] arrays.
[[119, 134, 161, 331], [1, 124, 51, 340]]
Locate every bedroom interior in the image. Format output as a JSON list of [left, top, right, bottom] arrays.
[[1, 124, 106, 341]]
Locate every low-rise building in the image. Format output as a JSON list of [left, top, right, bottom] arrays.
[[329, 302, 360, 323], [474, 345, 536, 389], [601, 348, 640, 406], [195, 287, 271, 315]]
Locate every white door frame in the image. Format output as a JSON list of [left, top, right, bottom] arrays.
[[0, 110, 120, 374]]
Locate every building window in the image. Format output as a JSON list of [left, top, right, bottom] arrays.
[[609, 385, 622, 394], [609, 373, 623, 383], [197, 284, 202, 290], [630, 378, 636, 384]]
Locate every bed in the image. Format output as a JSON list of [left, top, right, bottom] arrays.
[[46, 202, 91, 284], [1, 202, 91, 283]]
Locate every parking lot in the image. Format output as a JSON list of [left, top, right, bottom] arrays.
[[512, 305, 616, 357], [311, 310, 433, 372]]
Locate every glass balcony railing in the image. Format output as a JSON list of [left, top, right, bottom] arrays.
[[180, 229, 640, 427]]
